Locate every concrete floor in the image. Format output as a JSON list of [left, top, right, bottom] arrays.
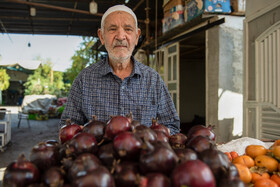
[[0, 106, 60, 185]]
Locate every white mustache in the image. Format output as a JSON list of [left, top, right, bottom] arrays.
[[113, 41, 128, 48]]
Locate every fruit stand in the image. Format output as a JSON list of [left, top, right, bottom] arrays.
[[2, 116, 280, 186]]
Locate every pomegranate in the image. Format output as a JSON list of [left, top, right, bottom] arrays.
[[113, 131, 143, 161], [174, 148, 198, 163], [68, 153, 101, 181], [126, 112, 141, 130], [59, 119, 82, 144], [139, 141, 178, 175], [29, 142, 60, 171], [3, 154, 40, 187], [45, 139, 59, 146], [114, 161, 140, 187], [97, 142, 117, 168], [187, 124, 216, 142], [134, 125, 157, 142], [171, 159, 216, 187], [198, 146, 230, 182], [169, 133, 187, 149], [104, 115, 132, 140], [154, 130, 169, 143], [140, 173, 171, 187], [72, 166, 115, 187], [186, 135, 215, 153], [82, 115, 106, 143], [150, 118, 170, 137], [67, 132, 98, 157], [42, 166, 65, 187], [219, 178, 245, 187]]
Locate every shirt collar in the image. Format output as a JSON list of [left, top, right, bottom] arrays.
[[100, 56, 142, 78]]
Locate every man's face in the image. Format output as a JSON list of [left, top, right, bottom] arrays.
[[98, 11, 141, 62]]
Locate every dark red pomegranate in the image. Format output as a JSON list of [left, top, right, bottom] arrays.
[[114, 161, 140, 187], [198, 146, 230, 183], [29, 142, 60, 171], [187, 124, 216, 142], [67, 132, 98, 157], [150, 118, 170, 137], [134, 125, 157, 142], [104, 115, 132, 140], [186, 135, 215, 153], [3, 154, 40, 187], [68, 153, 101, 181], [140, 173, 171, 187], [139, 141, 178, 175], [97, 142, 118, 168], [154, 130, 169, 143], [174, 148, 198, 163], [169, 133, 187, 149], [126, 112, 141, 130], [72, 166, 115, 187], [45, 139, 59, 146], [42, 166, 65, 187], [82, 115, 106, 143], [218, 178, 245, 187], [113, 131, 143, 161], [171, 159, 216, 187], [59, 120, 82, 144]]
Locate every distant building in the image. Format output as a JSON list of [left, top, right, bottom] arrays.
[[0, 60, 41, 105]]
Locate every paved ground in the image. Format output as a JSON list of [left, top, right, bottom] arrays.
[[0, 106, 60, 185]]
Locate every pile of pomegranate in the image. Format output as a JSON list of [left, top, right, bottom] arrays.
[[2, 114, 245, 187]]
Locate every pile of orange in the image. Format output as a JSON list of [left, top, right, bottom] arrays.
[[225, 139, 280, 187]]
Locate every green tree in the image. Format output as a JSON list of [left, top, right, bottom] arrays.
[[0, 68, 10, 91], [65, 36, 102, 84], [24, 59, 65, 97]]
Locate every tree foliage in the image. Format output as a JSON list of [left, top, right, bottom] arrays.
[[65, 36, 102, 84], [24, 59, 66, 97], [0, 68, 10, 91]]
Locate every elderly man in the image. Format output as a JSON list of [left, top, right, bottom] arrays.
[[59, 5, 180, 135]]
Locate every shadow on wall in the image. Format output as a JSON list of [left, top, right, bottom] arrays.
[[215, 118, 242, 143]]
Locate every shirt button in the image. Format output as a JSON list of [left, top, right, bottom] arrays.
[[120, 107, 124, 111], [121, 86, 125, 89]]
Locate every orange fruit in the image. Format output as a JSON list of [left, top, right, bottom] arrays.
[[272, 146, 280, 160], [245, 145, 267, 158], [255, 155, 279, 173], [234, 163, 252, 184], [233, 155, 255, 168], [254, 178, 278, 187], [272, 139, 280, 148], [251, 172, 270, 183], [271, 174, 280, 186], [230, 151, 239, 160]]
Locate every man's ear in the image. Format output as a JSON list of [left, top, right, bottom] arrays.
[[135, 28, 141, 46], [98, 29, 105, 45]]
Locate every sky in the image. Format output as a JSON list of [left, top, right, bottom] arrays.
[[0, 33, 84, 72]]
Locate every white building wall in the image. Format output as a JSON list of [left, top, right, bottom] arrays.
[[207, 16, 244, 143]]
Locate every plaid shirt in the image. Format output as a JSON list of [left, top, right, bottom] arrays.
[[59, 57, 180, 135]]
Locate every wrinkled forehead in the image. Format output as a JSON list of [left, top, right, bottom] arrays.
[[104, 11, 136, 28]]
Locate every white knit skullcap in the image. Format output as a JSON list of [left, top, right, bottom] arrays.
[[101, 5, 138, 31]]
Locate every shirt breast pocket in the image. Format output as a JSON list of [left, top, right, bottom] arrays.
[[133, 99, 157, 127]]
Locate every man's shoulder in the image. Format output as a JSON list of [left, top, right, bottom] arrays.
[[135, 60, 160, 77], [74, 60, 105, 82], [80, 60, 105, 74]]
